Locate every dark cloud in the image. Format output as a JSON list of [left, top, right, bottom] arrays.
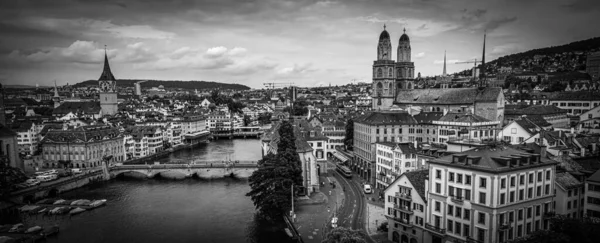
[[561, 0, 600, 12]]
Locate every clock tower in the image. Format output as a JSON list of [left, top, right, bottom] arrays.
[[99, 50, 118, 116]]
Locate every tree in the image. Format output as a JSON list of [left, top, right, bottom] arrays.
[[513, 216, 600, 243], [244, 115, 252, 126], [322, 227, 367, 243], [344, 119, 354, 151], [258, 112, 272, 125], [246, 121, 302, 219]]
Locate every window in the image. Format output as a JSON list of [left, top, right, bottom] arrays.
[[510, 177, 516, 187], [479, 192, 486, 204], [511, 128, 517, 134], [527, 207, 532, 218], [456, 207, 462, 218], [464, 224, 470, 237], [480, 178, 487, 188], [449, 172, 455, 182], [436, 170, 441, 179], [545, 185, 550, 195], [448, 186, 454, 196], [546, 170, 551, 180], [519, 189, 524, 201], [567, 201, 571, 209], [510, 191, 515, 203], [435, 183, 441, 193], [448, 205, 454, 216], [478, 212, 486, 224], [457, 174, 463, 183], [528, 188, 533, 198], [435, 201, 441, 212], [536, 205, 541, 216], [537, 172, 542, 182], [464, 209, 470, 220], [517, 225, 523, 237], [520, 175, 525, 185], [448, 219, 453, 232], [455, 222, 461, 235], [500, 193, 506, 205], [537, 186, 542, 197], [518, 209, 523, 220], [466, 175, 472, 185], [529, 173, 534, 183], [501, 178, 506, 189], [478, 228, 485, 241], [465, 189, 471, 200]]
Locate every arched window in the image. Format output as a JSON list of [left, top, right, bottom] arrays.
[[407, 82, 412, 89], [397, 69, 402, 78], [377, 68, 383, 78], [388, 67, 393, 77], [377, 82, 383, 91]]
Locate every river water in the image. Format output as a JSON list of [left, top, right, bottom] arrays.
[[12, 139, 293, 243]]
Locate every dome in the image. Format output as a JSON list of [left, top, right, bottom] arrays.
[[400, 33, 410, 42], [379, 30, 390, 41]]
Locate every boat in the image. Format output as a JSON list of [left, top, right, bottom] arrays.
[[30, 206, 46, 215], [20, 205, 40, 213], [73, 199, 92, 206], [56, 207, 71, 214], [89, 199, 107, 208], [25, 226, 43, 233], [42, 226, 60, 237], [37, 208, 48, 214], [69, 207, 86, 215], [49, 207, 63, 214], [70, 200, 83, 206], [53, 199, 65, 205], [60, 200, 73, 205], [36, 199, 54, 204]]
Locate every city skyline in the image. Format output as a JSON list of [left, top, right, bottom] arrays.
[[1, 0, 599, 88]]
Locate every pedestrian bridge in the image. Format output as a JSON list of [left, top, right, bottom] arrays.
[[109, 162, 259, 179]]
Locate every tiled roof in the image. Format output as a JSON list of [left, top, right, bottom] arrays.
[[439, 112, 490, 123], [355, 111, 417, 125], [413, 112, 443, 124], [395, 87, 502, 105], [524, 115, 551, 127], [573, 157, 600, 173], [42, 125, 122, 143], [125, 126, 161, 139], [514, 119, 539, 134], [404, 169, 428, 200], [588, 169, 600, 183], [505, 105, 567, 116], [549, 91, 600, 101], [555, 172, 582, 190], [53, 102, 101, 115], [430, 146, 556, 173]]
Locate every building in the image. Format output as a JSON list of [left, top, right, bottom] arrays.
[[384, 169, 429, 243], [434, 112, 499, 145], [586, 51, 600, 80], [584, 169, 600, 220], [354, 111, 418, 184], [126, 126, 164, 158], [426, 146, 557, 243], [40, 125, 125, 168], [10, 121, 41, 155], [0, 124, 22, 169], [554, 172, 584, 219], [322, 119, 346, 155], [98, 51, 118, 116], [0, 84, 6, 126], [505, 105, 569, 128], [499, 118, 543, 145], [550, 91, 600, 116], [179, 114, 208, 144], [375, 142, 419, 189], [52, 102, 102, 119]]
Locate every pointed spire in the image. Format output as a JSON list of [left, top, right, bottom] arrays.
[[443, 50, 447, 76], [99, 45, 116, 81], [480, 31, 487, 87], [403, 28, 406, 34], [53, 80, 59, 98], [383, 24, 386, 30]]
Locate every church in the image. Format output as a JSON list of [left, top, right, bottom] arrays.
[[371, 26, 505, 124]]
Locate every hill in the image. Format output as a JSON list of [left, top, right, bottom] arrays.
[[74, 79, 251, 90], [456, 37, 600, 76]]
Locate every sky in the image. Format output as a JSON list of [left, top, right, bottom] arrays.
[[0, 0, 599, 89]]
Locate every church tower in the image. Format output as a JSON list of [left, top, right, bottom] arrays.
[[99, 49, 118, 116], [395, 28, 415, 90], [372, 25, 396, 110]]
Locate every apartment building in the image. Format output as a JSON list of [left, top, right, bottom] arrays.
[[434, 112, 499, 145], [353, 111, 417, 183], [554, 172, 584, 219], [549, 92, 600, 116], [375, 142, 419, 189], [384, 170, 429, 243], [584, 169, 600, 220], [426, 146, 557, 243], [126, 126, 164, 158]]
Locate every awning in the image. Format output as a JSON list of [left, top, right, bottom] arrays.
[[333, 152, 349, 162]]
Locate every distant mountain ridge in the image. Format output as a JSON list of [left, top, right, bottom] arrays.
[[74, 79, 251, 90], [457, 36, 600, 76]]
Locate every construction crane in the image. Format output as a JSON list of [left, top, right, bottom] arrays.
[[263, 82, 295, 100], [455, 59, 481, 78]]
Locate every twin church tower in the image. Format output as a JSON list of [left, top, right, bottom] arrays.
[[372, 25, 415, 110]]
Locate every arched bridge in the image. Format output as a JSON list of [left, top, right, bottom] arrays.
[[110, 162, 259, 179]]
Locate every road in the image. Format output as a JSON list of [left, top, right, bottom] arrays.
[[328, 161, 374, 243]]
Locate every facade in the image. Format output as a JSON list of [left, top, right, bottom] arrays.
[[385, 170, 428, 243], [372, 27, 415, 110], [499, 119, 541, 145], [40, 125, 125, 168], [0, 125, 22, 169], [554, 172, 584, 219], [11, 121, 41, 155], [549, 92, 600, 116], [505, 105, 569, 128], [354, 111, 418, 184], [375, 142, 419, 189], [126, 126, 164, 158], [584, 169, 600, 220], [322, 119, 346, 155], [587, 51, 600, 80], [179, 114, 208, 144], [426, 147, 557, 243], [98, 52, 118, 116], [434, 112, 499, 145]]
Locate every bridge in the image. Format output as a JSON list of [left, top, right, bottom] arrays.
[[110, 162, 259, 179], [211, 127, 263, 139]]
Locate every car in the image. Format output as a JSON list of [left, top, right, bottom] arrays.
[[8, 223, 25, 233], [71, 168, 83, 174], [45, 169, 59, 174], [363, 184, 372, 194], [25, 179, 40, 186]]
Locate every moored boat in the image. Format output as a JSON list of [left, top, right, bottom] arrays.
[[25, 226, 43, 233], [69, 207, 86, 215], [89, 199, 107, 208], [53, 199, 65, 205]]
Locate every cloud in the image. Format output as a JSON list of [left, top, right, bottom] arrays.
[[8, 40, 105, 64], [276, 63, 316, 77], [355, 16, 459, 37], [415, 52, 426, 58], [11, 17, 175, 40]]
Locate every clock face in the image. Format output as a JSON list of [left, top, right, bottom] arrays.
[[99, 81, 114, 92]]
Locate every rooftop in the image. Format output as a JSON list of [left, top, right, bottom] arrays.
[[355, 111, 417, 126], [395, 87, 502, 105]]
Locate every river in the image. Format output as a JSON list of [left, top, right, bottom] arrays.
[[10, 139, 293, 243]]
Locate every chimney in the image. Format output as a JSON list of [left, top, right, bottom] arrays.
[[540, 145, 547, 159], [570, 127, 575, 136], [559, 130, 562, 138], [414, 140, 418, 150], [443, 108, 448, 116]]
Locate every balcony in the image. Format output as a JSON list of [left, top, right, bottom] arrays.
[[498, 221, 512, 230], [450, 196, 464, 203], [393, 204, 413, 214], [387, 216, 413, 228], [425, 223, 446, 235], [395, 192, 412, 201]]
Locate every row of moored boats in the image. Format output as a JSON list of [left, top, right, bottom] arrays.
[[19, 199, 107, 216]]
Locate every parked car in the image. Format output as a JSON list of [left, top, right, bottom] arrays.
[[25, 179, 40, 186], [71, 168, 83, 174], [363, 184, 372, 194]]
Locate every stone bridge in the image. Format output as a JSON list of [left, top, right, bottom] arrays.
[[11, 170, 106, 204], [110, 162, 258, 179]]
